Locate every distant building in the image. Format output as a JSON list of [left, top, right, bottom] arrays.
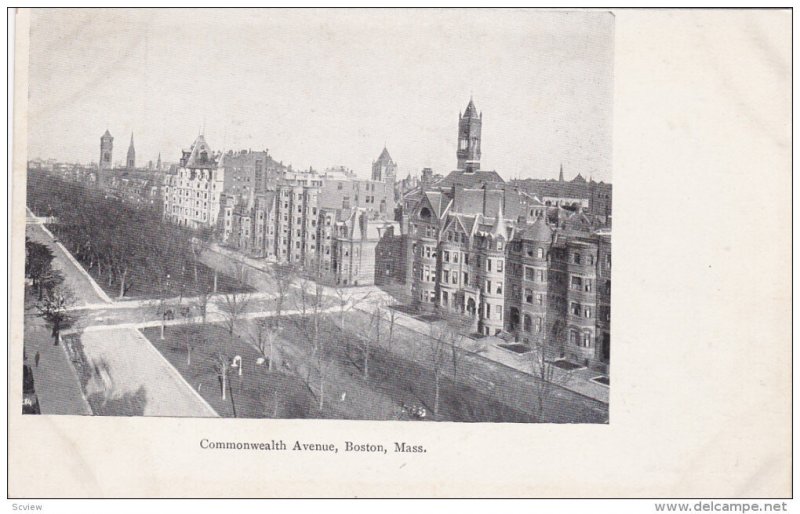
[[162, 134, 224, 229], [512, 166, 612, 220], [371, 146, 398, 201]]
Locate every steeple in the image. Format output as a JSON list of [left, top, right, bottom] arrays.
[[457, 97, 482, 172], [126, 132, 136, 169], [559, 163, 564, 182], [156, 152, 162, 171], [372, 145, 397, 183], [99, 129, 114, 172], [490, 202, 506, 240]]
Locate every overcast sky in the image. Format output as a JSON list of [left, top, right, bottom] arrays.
[[26, 9, 613, 182]]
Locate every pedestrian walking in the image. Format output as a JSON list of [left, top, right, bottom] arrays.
[[34, 351, 40, 368]]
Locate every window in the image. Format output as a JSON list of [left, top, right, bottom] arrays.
[[585, 308, 592, 318], [486, 280, 491, 293], [496, 241, 503, 251], [453, 253, 459, 264], [535, 317, 542, 333], [485, 303, 491, 318], [497, 309, 502, 320], [571, 276, 583, 291], [442, 291, 449, 306], [497, 260, 503, 273], [463, 272, 469, 286], [525, 288, 533, 304], [524, 315, 532, 332], [525, 267, 534, 281], [570, 330, 579, 345], [452, 273, 457, 285], [487, 259, 492, 272], [585, 280, 592, 293], [444, 251, 450, 262], [496, 282, 502, 295], [526, 245, 534, 257], [536, 294, 543, 306], [537, 247, 544, 259], [571, 302, 581, 316], [583, 333, 591, 348], [573, 253, 582, 265], [588, 254, 595, 265], [464, 254, 469, 265], [442, 270, 449, 283]]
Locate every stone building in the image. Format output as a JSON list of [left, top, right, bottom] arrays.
[[371, 146, 398, 201], [162, 134, 224, 229], [403, 98, 611, 369]]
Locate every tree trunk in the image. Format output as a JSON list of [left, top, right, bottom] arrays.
[[118, 268, 128, 298], [433, 373, 440, 416], [268, 339, 274, 371], [221, 373, 227, 400], [213, 271, 218, 293]]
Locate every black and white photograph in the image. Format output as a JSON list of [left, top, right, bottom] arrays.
[[9, 7, 791, 502], [21, 9, 611, 423]]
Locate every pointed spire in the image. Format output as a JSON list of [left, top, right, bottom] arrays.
[[464, 97, 479, 118], [129, 132, 134, 147], [559, 163, 564, 182], [490, 202, 507, 239]]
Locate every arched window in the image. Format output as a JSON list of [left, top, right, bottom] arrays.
[[537, 247, 544, 259], [524, 315, 532, 332], [420, 207, 431, 220]]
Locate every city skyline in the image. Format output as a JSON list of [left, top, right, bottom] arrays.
[[26, 9, 614, 182]]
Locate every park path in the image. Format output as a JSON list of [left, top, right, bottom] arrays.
[[24, 215, 216, 417], [26, 214, 112, 306], [79, 328, 217, 417]]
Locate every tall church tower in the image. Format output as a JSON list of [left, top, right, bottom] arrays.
[[156, 152, 162, 171], [99, 130, 114, 171], [126, 133, 136, 170], [372, 147, 397, 183], [457, 97, 482, 173]]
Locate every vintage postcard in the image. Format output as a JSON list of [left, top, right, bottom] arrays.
[[8, 8, 791, 499]]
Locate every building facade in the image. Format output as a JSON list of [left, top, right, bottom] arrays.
[[162, 134, 224, 229]]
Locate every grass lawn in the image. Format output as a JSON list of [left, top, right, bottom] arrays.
[[141, 324, 316, 419], [140, 310, 607, 422]]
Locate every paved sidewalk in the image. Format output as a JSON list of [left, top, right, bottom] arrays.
[[23, 312, 92, 415], [79, 328, 217, 417]]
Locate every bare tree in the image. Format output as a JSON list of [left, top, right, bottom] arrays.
[[216, 262, 252, 341], [427, 320, 451, 417], [212, 351, 231, 401], [36, 284, 76, 345], [269, 262, 297, 329], [438, 309, 471, 383], [177, 305, 197, 367], [528, 337, 571, 422], [249, 318, 282, 371]]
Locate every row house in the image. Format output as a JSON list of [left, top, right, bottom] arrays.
[[162, 135, 224, 230], [408, 184, 611, 369]]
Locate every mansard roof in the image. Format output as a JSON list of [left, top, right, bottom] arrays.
[[185, 134, 217, 168]]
